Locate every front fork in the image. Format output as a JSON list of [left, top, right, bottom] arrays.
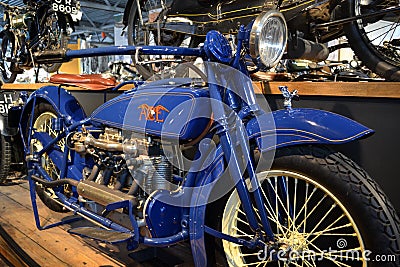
[[206, 66, 275, 244]]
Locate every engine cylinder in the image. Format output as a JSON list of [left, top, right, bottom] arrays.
[[147, 156, 173, 192]]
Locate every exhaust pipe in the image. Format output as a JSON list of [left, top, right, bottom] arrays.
[[77, 180, 137, 207], [286, 36, 329, 61], [31, 175, 79, 187], [31, 175, 137, 207]]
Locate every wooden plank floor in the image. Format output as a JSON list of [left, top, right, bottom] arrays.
[[0, 177, 194, 267]]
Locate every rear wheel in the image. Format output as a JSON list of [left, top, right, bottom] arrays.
[[0, 32, 18, 83], [344, 0, 400, 81], [28, 102, 66, 212], [208, 145, 400, 266]]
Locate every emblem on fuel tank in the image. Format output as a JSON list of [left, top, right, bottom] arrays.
[[138, 104, 170, 122]]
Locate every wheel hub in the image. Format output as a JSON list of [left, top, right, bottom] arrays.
[[283, 231, 308, 251]]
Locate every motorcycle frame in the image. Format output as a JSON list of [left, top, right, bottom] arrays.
[[21, 28, 373, 265]]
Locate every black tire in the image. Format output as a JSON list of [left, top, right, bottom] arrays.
[[344, 0, 400, 81], [42, 33, 68, 73], [0, 135, 11, 183], [40, 12, 69, 74], [0, 32, 18, 83], [126, 1, 186, 79], [27, 102, 66, 212], [207, 145, 400, 266]]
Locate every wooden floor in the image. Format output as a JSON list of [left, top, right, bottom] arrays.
[[0, 176, 193, 267]]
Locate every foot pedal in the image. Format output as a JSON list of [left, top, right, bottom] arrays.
[[69, 227, 133, 243]]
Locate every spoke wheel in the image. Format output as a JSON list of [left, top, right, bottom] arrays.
[[344, 0, 400, 80], [207, 145, 400, 267], [29, 103, 66, 212], [223, 170, 366, 267]]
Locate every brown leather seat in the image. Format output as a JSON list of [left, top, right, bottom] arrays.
[[50, 74, 117, 90]]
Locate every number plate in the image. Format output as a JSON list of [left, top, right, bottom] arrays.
[[52, 0, 80, 15], [0, 92, 18, 115]]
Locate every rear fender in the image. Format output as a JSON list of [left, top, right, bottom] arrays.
[[19, 85, 86, 138]]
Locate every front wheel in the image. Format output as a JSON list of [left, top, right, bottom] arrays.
[[0, 32, 18, 83], [344, 0, 400, 81], [209, 145, 400, 266]]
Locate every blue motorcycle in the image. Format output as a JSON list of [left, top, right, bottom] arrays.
[[17, 10, 400, 266]]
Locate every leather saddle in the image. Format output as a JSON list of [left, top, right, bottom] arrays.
[[50, 74, 117, 90]]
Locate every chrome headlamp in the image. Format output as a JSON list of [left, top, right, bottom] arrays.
[[249, 10, 287, 68]]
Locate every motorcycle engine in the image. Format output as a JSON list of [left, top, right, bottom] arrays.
[[67, 127, 175, 199]]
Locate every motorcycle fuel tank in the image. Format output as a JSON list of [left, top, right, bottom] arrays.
[[90, 79, 212, 141]]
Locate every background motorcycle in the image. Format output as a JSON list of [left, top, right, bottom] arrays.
[[18, 12, 400, 266], [0, 0, 81, 83], [123, 0, 400, 81]]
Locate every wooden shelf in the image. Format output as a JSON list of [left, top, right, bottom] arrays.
[[1, 81, 400, 98], [257, 81, 400, 98]]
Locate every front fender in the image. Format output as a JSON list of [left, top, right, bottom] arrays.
[[19, 85, 86, 136], [189, 144, 225, 267], [189, 108, 373, 266], [247, 108, 374, 151]]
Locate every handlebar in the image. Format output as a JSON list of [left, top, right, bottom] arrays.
[[34, 45, 204, 64]]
